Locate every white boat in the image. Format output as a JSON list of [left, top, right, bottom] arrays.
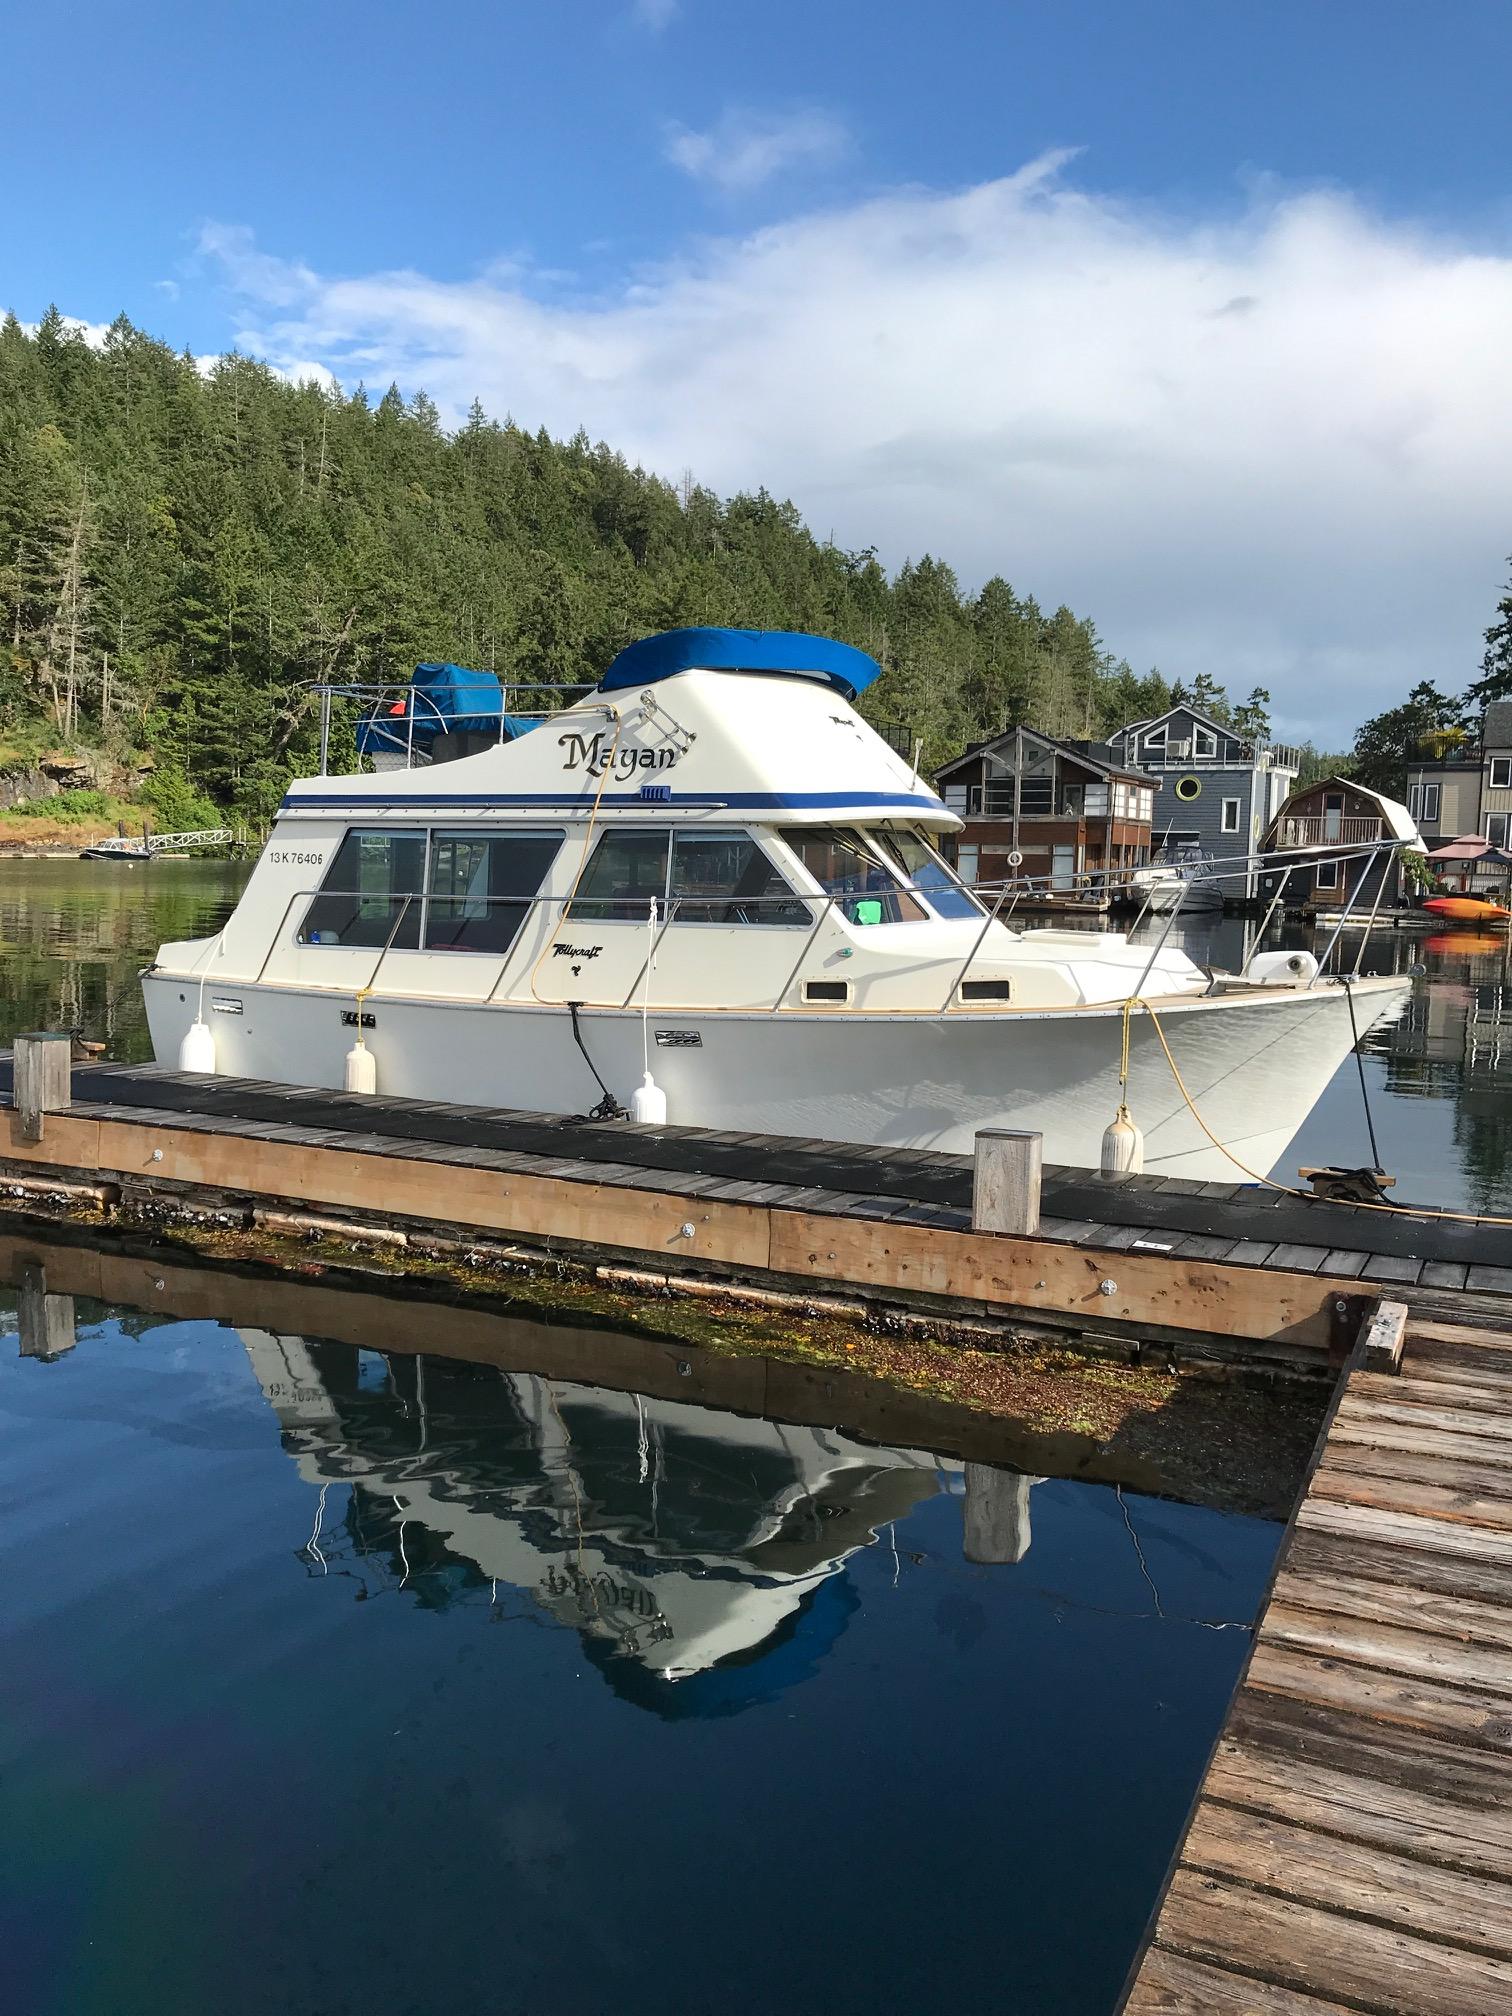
[[143, 628, 1409, 1180], [1129, 847, 1225, 915]]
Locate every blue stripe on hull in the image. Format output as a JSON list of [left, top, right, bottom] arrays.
[[280, 789, 947, 813]]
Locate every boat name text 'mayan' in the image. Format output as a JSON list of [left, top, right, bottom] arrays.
[[559, 730, 681, 781]]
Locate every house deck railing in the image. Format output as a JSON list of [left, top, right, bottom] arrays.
[[1274, 815, 1385, 850]]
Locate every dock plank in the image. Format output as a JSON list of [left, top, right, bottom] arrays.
[[1181, 1800, 1512, 1958], [1287, 1523, 1512, 1607], [1309, 1464, 1512, 1533], [1321, 1440, 1512, 1504], [1272, 1566, 1512, 1651], [1152, 1867, 1512, 2015], [1125, 1948, 1360, 2013], [1257, 1600, 1512, 1700], [1207, 1731, 1512, 1879]]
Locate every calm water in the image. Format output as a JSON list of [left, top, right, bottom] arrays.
[[0, 1247, 1275, 2016], [2, 856, 1509, 1211]]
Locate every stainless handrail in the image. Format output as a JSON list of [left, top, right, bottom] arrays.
[[226, 833, 1415, 1017], [313, 678, 597, 775]]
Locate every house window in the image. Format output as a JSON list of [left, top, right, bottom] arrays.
[[943, 783, 969, 813], [1314, 859, 1342, 892], [300, 829, 427, 948], [1138, 789, 1154, 820], [956, 844, 980, 885], [1143, 725, 1168, 753], [1491, 758, 1512, 790], [1488, 813, 1511, 848], [1422, 783, 1440, 823], [1220, 798, 1240, 833], [1193, 726, 1218, 759], [1408, 785, 1422, 818]]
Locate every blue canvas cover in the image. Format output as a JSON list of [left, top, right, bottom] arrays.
[[599, 627, 882, 702], [357, 663, 538, 757]]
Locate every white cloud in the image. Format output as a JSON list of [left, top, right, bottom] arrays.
[[663, 107, 849, 194], [199, 157, 1512, 742]]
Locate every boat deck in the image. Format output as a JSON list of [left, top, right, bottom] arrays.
[[1122, 1306, 1512, 2014]]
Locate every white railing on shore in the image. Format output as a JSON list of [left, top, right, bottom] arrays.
[[87, 829, 234, 855]]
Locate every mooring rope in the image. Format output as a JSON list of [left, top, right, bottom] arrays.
[[1133, 994, 1512, 1228]]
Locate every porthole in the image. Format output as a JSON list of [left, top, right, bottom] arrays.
[[1175, 775, 1202, 802]]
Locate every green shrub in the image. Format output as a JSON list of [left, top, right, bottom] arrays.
[[140, 767, 222, 834], [45, 789, 111, 823]]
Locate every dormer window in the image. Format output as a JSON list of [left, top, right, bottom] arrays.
[[1143, 725, 1168, 753], [1193, 727, 1218, 759]]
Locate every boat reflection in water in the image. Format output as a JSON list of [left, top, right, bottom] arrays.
[[245, 1332, 1032, 1709]]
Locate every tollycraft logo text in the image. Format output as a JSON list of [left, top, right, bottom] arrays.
[[559, 731, 679, 780]]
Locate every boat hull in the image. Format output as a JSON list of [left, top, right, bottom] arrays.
[[143, 972, 1409, 1181]]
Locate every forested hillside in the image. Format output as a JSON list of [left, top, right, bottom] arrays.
[[3, 309, 1206, 826]]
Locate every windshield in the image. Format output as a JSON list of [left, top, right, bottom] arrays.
[[778, 827, 927, 925], [868, 827, 983, 919]]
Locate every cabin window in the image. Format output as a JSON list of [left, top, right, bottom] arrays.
[[779, 827, 928, 924], [869, 827, 983, 918], [424, 830, 564, 953], [567, 830, 671, 920], [670, 831, 809, 925], [1315, 859, 1342, 891], [1221, 797, 1241, 833], [568, 828, 806, 925], [300, 829, 426, 948]]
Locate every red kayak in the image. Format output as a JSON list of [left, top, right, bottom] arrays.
[[1421, 895, 1512, 924]]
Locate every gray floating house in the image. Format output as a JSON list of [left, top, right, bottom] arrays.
[[1106, 705, 1302, 899]]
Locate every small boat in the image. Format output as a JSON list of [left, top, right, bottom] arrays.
[[1420, 895, 1511, 925], [1127, 851, 1224, 916], [142, 628, 1410, 1180]]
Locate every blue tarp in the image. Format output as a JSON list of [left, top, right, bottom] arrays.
[[356, 663, 538, 757], [599, 627, 882, 702]]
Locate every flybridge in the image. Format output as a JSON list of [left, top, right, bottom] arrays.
[[597, 627, 883, 702], [325, 628, 884, 776]]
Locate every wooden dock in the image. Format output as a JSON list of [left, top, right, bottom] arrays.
[[2, 1051, 1510, 1378], [1122, 1305, 1512, 2014]]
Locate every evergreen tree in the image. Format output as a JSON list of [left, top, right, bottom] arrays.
[[1471, 557, 1512, 705]]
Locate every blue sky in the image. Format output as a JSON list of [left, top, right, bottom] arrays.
[[5, 0, 1512, 739]]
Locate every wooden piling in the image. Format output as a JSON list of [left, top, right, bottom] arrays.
[[17, 1262, 76, 1360], [972, 1128, 1042, 1237], [962, 1465, 1035, 1564], [14, 1032, 71, 1144]]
